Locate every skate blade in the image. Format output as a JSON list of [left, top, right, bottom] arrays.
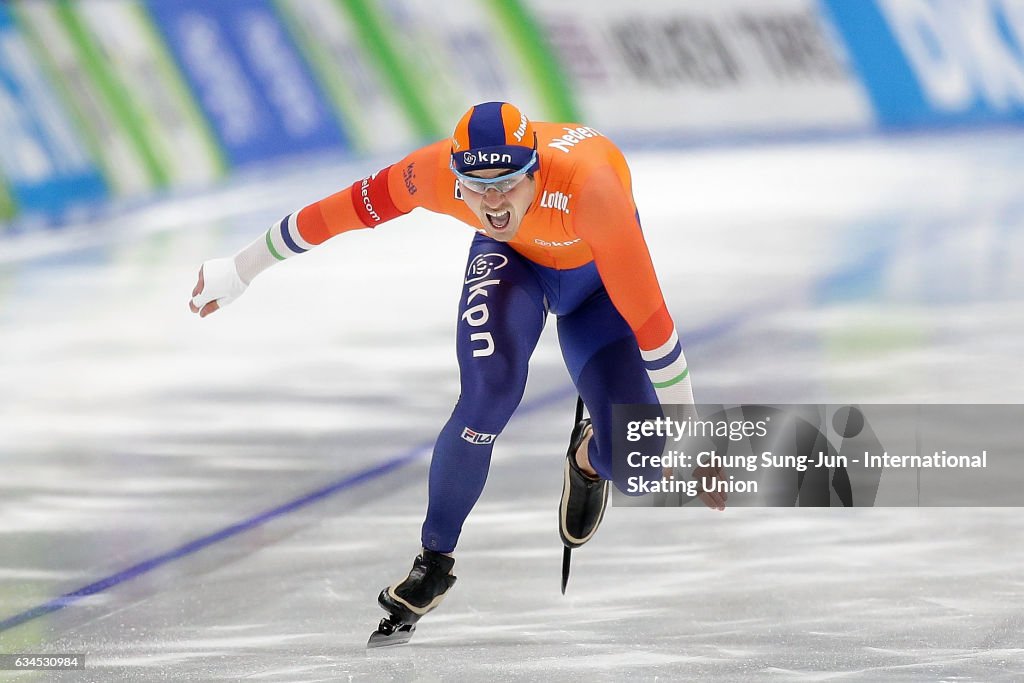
[[367, 622, 416, 648], [561, 546, 572, 595]]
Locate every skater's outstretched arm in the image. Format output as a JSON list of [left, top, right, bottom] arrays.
[[188, 140, 474, 317]]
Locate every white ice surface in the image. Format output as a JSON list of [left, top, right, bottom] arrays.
[[1, 132, 1023, 681]]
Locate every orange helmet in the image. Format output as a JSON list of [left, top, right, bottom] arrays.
[[450, 102, 539, 175]]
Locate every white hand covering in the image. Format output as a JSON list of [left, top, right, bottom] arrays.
[[192, 257, 248, 310]]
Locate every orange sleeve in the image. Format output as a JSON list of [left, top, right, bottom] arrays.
[[573, 165, 675, 351], [288, 140, 463, 246], [387, 140, 478, 223]]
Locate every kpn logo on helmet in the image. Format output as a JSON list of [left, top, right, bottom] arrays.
[[463, 151, 512, 166]]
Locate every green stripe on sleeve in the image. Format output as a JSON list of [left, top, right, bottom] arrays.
[[653, 367, 689, 389], [265, 230, 286, 261]]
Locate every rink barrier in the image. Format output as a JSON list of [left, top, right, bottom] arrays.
[[0, 4, 108, 225], [53, 1, 226, 189], [14, 2, 164, 197], [271, 0, 431, 155], [519, 0, 875, 138], [1, 0, 1023, 231], [144, 0, 350, 169]]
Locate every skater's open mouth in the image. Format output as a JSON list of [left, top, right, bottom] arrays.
[[485, 210, 511, 230]]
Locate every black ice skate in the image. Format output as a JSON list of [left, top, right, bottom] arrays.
[[558, 397, 609, 594], [367, 549, 457, 648]]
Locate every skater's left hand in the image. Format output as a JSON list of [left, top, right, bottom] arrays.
[[692, 465, 728, 511]]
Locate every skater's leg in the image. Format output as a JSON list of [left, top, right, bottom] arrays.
[[557, 289, 662, 490], [421, 236, 546, 553]]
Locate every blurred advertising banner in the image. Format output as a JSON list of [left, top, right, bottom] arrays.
[[4, 0, 1023, 230], [60, 0, 225, 188], [821, 0, 1024, 128], [145, 0, 349, 168], [14, 2, 159, 196], [273, 0, 421, 156], [340, 0, 575, 139], [0, 4, 107, 223], [0, 178, 15, 224], [523, 0, 875, 140]]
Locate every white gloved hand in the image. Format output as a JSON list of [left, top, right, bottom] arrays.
[[189, 257, 247, 317]]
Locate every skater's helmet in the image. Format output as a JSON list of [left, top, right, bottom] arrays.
[[450, 102, 539, 176]]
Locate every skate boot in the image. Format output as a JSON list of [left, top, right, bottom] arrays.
[[367, 549, 457, 648], [558, 398, 609, 593], [559, 417, 609, 548]]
